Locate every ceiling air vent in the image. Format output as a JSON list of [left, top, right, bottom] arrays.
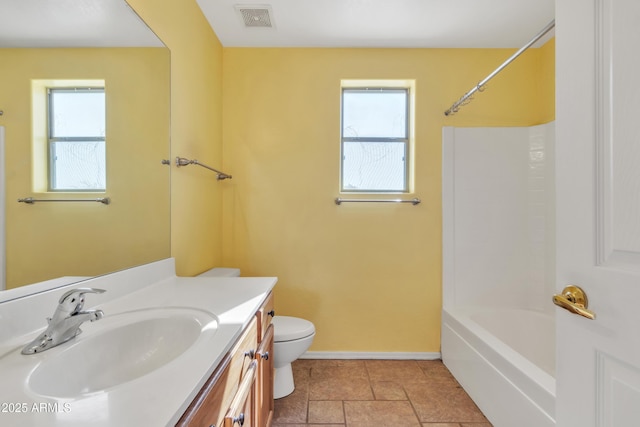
[[235, 5, 275, 28]]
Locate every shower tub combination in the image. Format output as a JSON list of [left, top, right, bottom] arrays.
[[442, 307, 555, 426], [441, 124, 556, 427]]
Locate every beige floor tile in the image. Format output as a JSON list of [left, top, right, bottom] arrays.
[[275, 360, 491, 427], [305, 359, 366, 369], [371, 380, 408, 400], [273, 396, 308, 424], [273, 372, 310, 424], [344, 400, 421, 427], [404, 381, 488, 423], [460, 423, 493, 427], [308, 400, 345, 424], [272, 425, 345, 427], [292, 361, 312, 384], [365, 360, 427, 382], [309, 373, 374, 400], [416, 360, 459, 383], [310, 362, 369, 380], [292, 358, 318, 370], [308, 361, 373, 400]]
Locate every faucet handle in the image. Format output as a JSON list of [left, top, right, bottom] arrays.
[[58, 288, 106, 314], [59, 287, 106, 304]]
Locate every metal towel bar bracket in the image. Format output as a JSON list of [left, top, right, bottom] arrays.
[[175, 157, 232, 180], [18, 197, 110, 205], [335, 197, 421, 205]]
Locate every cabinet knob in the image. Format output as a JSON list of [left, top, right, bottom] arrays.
[[260, 351, 269, 360], [233, 413, 245, 426], [244, 349, 255, 359], [267, 310, 275, 317]]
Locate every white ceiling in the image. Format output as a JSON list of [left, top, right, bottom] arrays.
[[197, 0, 555, 48], [0, 0, 163, 48], [0, 0, 555, 49]]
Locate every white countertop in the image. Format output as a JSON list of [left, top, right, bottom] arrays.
[[0, 259, 277, 426]]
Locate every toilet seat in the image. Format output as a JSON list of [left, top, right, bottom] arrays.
[[272, 316, 315, 342]]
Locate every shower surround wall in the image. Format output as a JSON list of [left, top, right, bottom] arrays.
[[441, 123, 556, 427], [442, 123, 555, 311]]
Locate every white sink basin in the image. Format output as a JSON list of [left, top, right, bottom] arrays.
[[28, 308, 217, 398]]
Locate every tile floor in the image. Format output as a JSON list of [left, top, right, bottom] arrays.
[[272, 359, 493, 427]]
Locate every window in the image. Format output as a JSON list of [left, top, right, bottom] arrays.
[[341, 86, 411, 192], [48, 88, 106, 191]]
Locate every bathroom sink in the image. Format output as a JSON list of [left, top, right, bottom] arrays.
[[28, 308, 217, 398]]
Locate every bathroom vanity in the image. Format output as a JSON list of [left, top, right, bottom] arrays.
[[177, 291, 275, 427], [0, 259, 276, 427]]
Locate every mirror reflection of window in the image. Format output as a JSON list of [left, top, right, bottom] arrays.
[[48, 88, 106, 191]]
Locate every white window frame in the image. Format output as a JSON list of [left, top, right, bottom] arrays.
[[340, 81, 414, 193], [47, 87, 106, 192]]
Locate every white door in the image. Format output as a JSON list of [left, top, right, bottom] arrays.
[[555, 0, 640, 425]]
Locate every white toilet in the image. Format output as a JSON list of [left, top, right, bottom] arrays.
[[197, 267, 316, 399], [270, 315, 315, 398]]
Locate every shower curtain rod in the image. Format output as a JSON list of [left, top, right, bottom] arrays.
[[444, 19, 555, 117]]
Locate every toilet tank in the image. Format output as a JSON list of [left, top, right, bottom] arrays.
[[197, 268, 241, 278]]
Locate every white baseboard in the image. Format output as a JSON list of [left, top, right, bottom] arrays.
[[300, 351, 441, 360]]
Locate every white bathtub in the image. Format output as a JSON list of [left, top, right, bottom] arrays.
[[441, 307, 556, 427]]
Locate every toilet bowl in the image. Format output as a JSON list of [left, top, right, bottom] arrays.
[[197, 268, 316, 399], [271, 315, 315, 399]]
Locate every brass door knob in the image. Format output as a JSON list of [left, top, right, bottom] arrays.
[[552, 285, 596, 320]]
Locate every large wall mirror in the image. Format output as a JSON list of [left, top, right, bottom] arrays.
[[0, 0, 171, 292]]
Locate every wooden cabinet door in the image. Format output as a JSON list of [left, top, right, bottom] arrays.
[[177, 319, 258, 427], [256, 292, 274, 341], [224, 361, 257, 427], [256, 324, 274, 427], [175, 355, 232, 427]]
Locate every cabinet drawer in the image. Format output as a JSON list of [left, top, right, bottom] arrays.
[[257, 292, 274, 342], [224, 361, 257, 427], [230, 317, 259, 379]]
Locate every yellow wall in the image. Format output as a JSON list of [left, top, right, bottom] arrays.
[[221, 45, 555, 352], [539, 38, 556, 122], [131, 0, 555, 353], [129, 0, 225, 277], [12, 0, 554, 353], [0, 48, 170, 288]]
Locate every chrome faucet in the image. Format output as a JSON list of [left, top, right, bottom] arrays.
[[21, 288, 106, 355]]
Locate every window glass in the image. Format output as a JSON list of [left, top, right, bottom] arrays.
[[48, 88, 106, 191], [342, 90, 407, 138], [341, 87, 409, 192], [50, 141, 106, 190], [342, 141, 406, 191]]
